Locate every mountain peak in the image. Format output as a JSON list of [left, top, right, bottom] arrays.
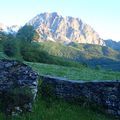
[[27, 12, 105, 45], [39, 12, 60, 16], [1, 12, 106, 46]]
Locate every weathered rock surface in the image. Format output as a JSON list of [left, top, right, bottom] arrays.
[[40, 75, 120, 118], [27, 12, 105, 45], [0, 59, 38, 115]]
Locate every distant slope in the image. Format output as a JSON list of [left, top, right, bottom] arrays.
[[27, 12, 105, 45], [37, 41, 119, 59], [34, 41, 120, 71], [105, 39, 120, 51], [67, 42, 119, 58]]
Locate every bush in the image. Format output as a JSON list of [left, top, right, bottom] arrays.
[[17, 25, 39, 43], [3, 39, 19, 57], [20, 42, 50, 63], [19, 42, 84, 68]]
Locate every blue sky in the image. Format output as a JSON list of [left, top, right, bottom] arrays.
[[0, 0, 120, 40]]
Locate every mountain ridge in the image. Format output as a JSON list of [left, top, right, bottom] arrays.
[[27, 12, 105, 45], [0, 23, 20, 34], [105, 39, 120, 51], [1, 12, 120, 50]]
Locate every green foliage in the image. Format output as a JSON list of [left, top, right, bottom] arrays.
[[0, 33, 22, 60], [0, 32, 8, 41], [39, 41, 117, 58], [95, 65, 101, 70], [0, 52, 8, 59], [33, 31, 40, 42], [3, 39, 19, 57], [39, 41, 82, 59], [36, 41, 120, 63], [0, 32, 120, 70], [17, 25, 39, 42], [0, 33, 16, 52], [0, 36, 86, 68], [19, 41, 84, 68], [32, 41, 120, 70], [20, 42, 50, 63]]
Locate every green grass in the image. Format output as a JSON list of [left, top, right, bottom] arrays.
[[27, 62, 120, 81], [0, 44, 118, 120], [0, 93, 114, 120], [0, 56, 117, 120]]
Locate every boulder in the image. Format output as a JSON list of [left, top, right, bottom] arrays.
[[0, 59, 38, 115]]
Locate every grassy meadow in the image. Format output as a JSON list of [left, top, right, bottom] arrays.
[[27, 62, 120, 81]]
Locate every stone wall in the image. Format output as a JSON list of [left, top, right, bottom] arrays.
[[40, 75, 120, 118], [0, 59, 38, 115]]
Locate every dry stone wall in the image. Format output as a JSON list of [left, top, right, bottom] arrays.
[[40, 75, 120, 118], [0, 59, 38, 115]]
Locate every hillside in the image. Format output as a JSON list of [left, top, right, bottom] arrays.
[[1, 31, 120, 71], [0, 36, 117, 120], [1, 48, 120, 81], [27, 12, 105, 45], [33, 41, 120, 71], [105, 39, 120, 51], [36, 41, 119, 59]]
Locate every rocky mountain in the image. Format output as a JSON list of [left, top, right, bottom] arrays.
[[27, 12, 105, 45], [105, 39, 120, 51], [0, 23, 20, 34]]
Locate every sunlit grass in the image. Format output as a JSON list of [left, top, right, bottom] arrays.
[[27, 62, 120, 81]]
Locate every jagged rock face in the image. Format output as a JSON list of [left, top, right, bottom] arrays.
[[0, 59, 38, 115], [27, 12, 105, 45]]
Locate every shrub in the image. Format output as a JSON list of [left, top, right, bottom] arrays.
[[17, 25, 39, 43], [20, 42, 50, 63], [3, 39, 19, 57]]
